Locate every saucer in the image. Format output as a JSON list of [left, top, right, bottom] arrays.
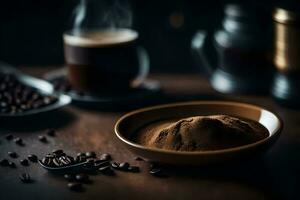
[[44, 68, 162, 110], [115, 101, 283, 166]]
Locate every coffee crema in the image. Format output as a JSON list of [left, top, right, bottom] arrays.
[[63, 29, 138, 48]]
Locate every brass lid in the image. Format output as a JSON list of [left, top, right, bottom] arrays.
[[273, 8, 300, 24]]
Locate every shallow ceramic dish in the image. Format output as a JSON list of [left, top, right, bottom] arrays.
[[115, 101, 283, 165]]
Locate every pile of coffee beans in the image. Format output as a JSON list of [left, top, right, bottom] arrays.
[[39, 149, 144, 192], [41, 150, 75, 167], [0, 72, 58, 114]]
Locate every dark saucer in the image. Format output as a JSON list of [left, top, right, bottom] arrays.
[[44, 68, 162, 110]]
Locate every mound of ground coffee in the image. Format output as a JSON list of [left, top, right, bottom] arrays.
[[136, 115, 269, 151]]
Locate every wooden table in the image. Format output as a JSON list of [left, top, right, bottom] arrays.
[[0, 67, 299, 200]]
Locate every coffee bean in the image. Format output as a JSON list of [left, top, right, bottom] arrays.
[[20, 159, 29, 166], [8, 161, 16, 168], [28, 154, 38, 162], [14, 137, 24, 146], [111, 162, 120, 169], [75, 174, 90, 183], [52, 158, 62, 167], [46, 129, 56, 137], [134, 156, 144, 161], [98, 166, 115, 176], [19, 173, 32, 183], [8, 151, 18, 158], [68, 182, 82, 192], [41, 157, 53, 166], [99, 153, 111, 161], [85, 151, 96, 158], [38, 135, 47, 143], [128, 166, 140, 173], [5, 134, 13, 140], [0, 158, 9, 166], [119, 162, 130, 170], [64, 174, 75, 182], [149, 168, 168, 178], [59, 156, 71, 166], [52, 149, 64, 157]]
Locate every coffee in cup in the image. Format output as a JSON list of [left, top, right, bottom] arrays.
[[63, 28, 148, 93]]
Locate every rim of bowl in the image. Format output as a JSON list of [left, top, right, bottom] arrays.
[[114, 101, 283, 156]]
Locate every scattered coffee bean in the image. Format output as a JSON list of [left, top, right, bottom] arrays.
[[14, 137, 24, 146], [99, 153, 111, 161], [64, 174, 75, 182], [98, 166, 115, 176], [68, 182, 82, 192], [27, 154, 38, 162], [38, 135, 47, 143], [149, 168, 168, 178], [20, 159, 29, 166], [8, 151, 18, 158], [75, 173, 90, 183], [46, 129, 56, 137], [128, 166, 140, 173], [8, 161, 16, 168], [19, 173, 32, 183], [119, 162, 130, 170], [134, 156, 144, 161], [0, 158, 9, 166], [85, 151, 96, 158], [111, 162, 119, 169], [5, 134, 13, 140]]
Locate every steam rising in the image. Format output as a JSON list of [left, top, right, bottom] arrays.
[[72, 0, 133, 33]]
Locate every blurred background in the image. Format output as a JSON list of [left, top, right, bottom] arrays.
[[0, 0, 285, 73]]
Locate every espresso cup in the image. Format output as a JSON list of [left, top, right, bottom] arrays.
[[63, 28, 149, 93]]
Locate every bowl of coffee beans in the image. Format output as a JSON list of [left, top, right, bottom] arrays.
[[0, 70, 71, 117]]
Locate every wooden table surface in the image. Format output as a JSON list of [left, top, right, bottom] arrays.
[[0, 67, 299, 200]]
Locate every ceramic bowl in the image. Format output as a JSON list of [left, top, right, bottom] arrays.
[[114, 101, 283, 166]]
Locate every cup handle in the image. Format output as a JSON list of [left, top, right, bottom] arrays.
[[132, 46, 150, 87]]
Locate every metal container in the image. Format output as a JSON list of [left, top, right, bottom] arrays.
[[274, 8, 300, 73], [272, 7, 300, 108]]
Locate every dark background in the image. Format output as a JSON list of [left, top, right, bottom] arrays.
[[0, 0, 287, 73]]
